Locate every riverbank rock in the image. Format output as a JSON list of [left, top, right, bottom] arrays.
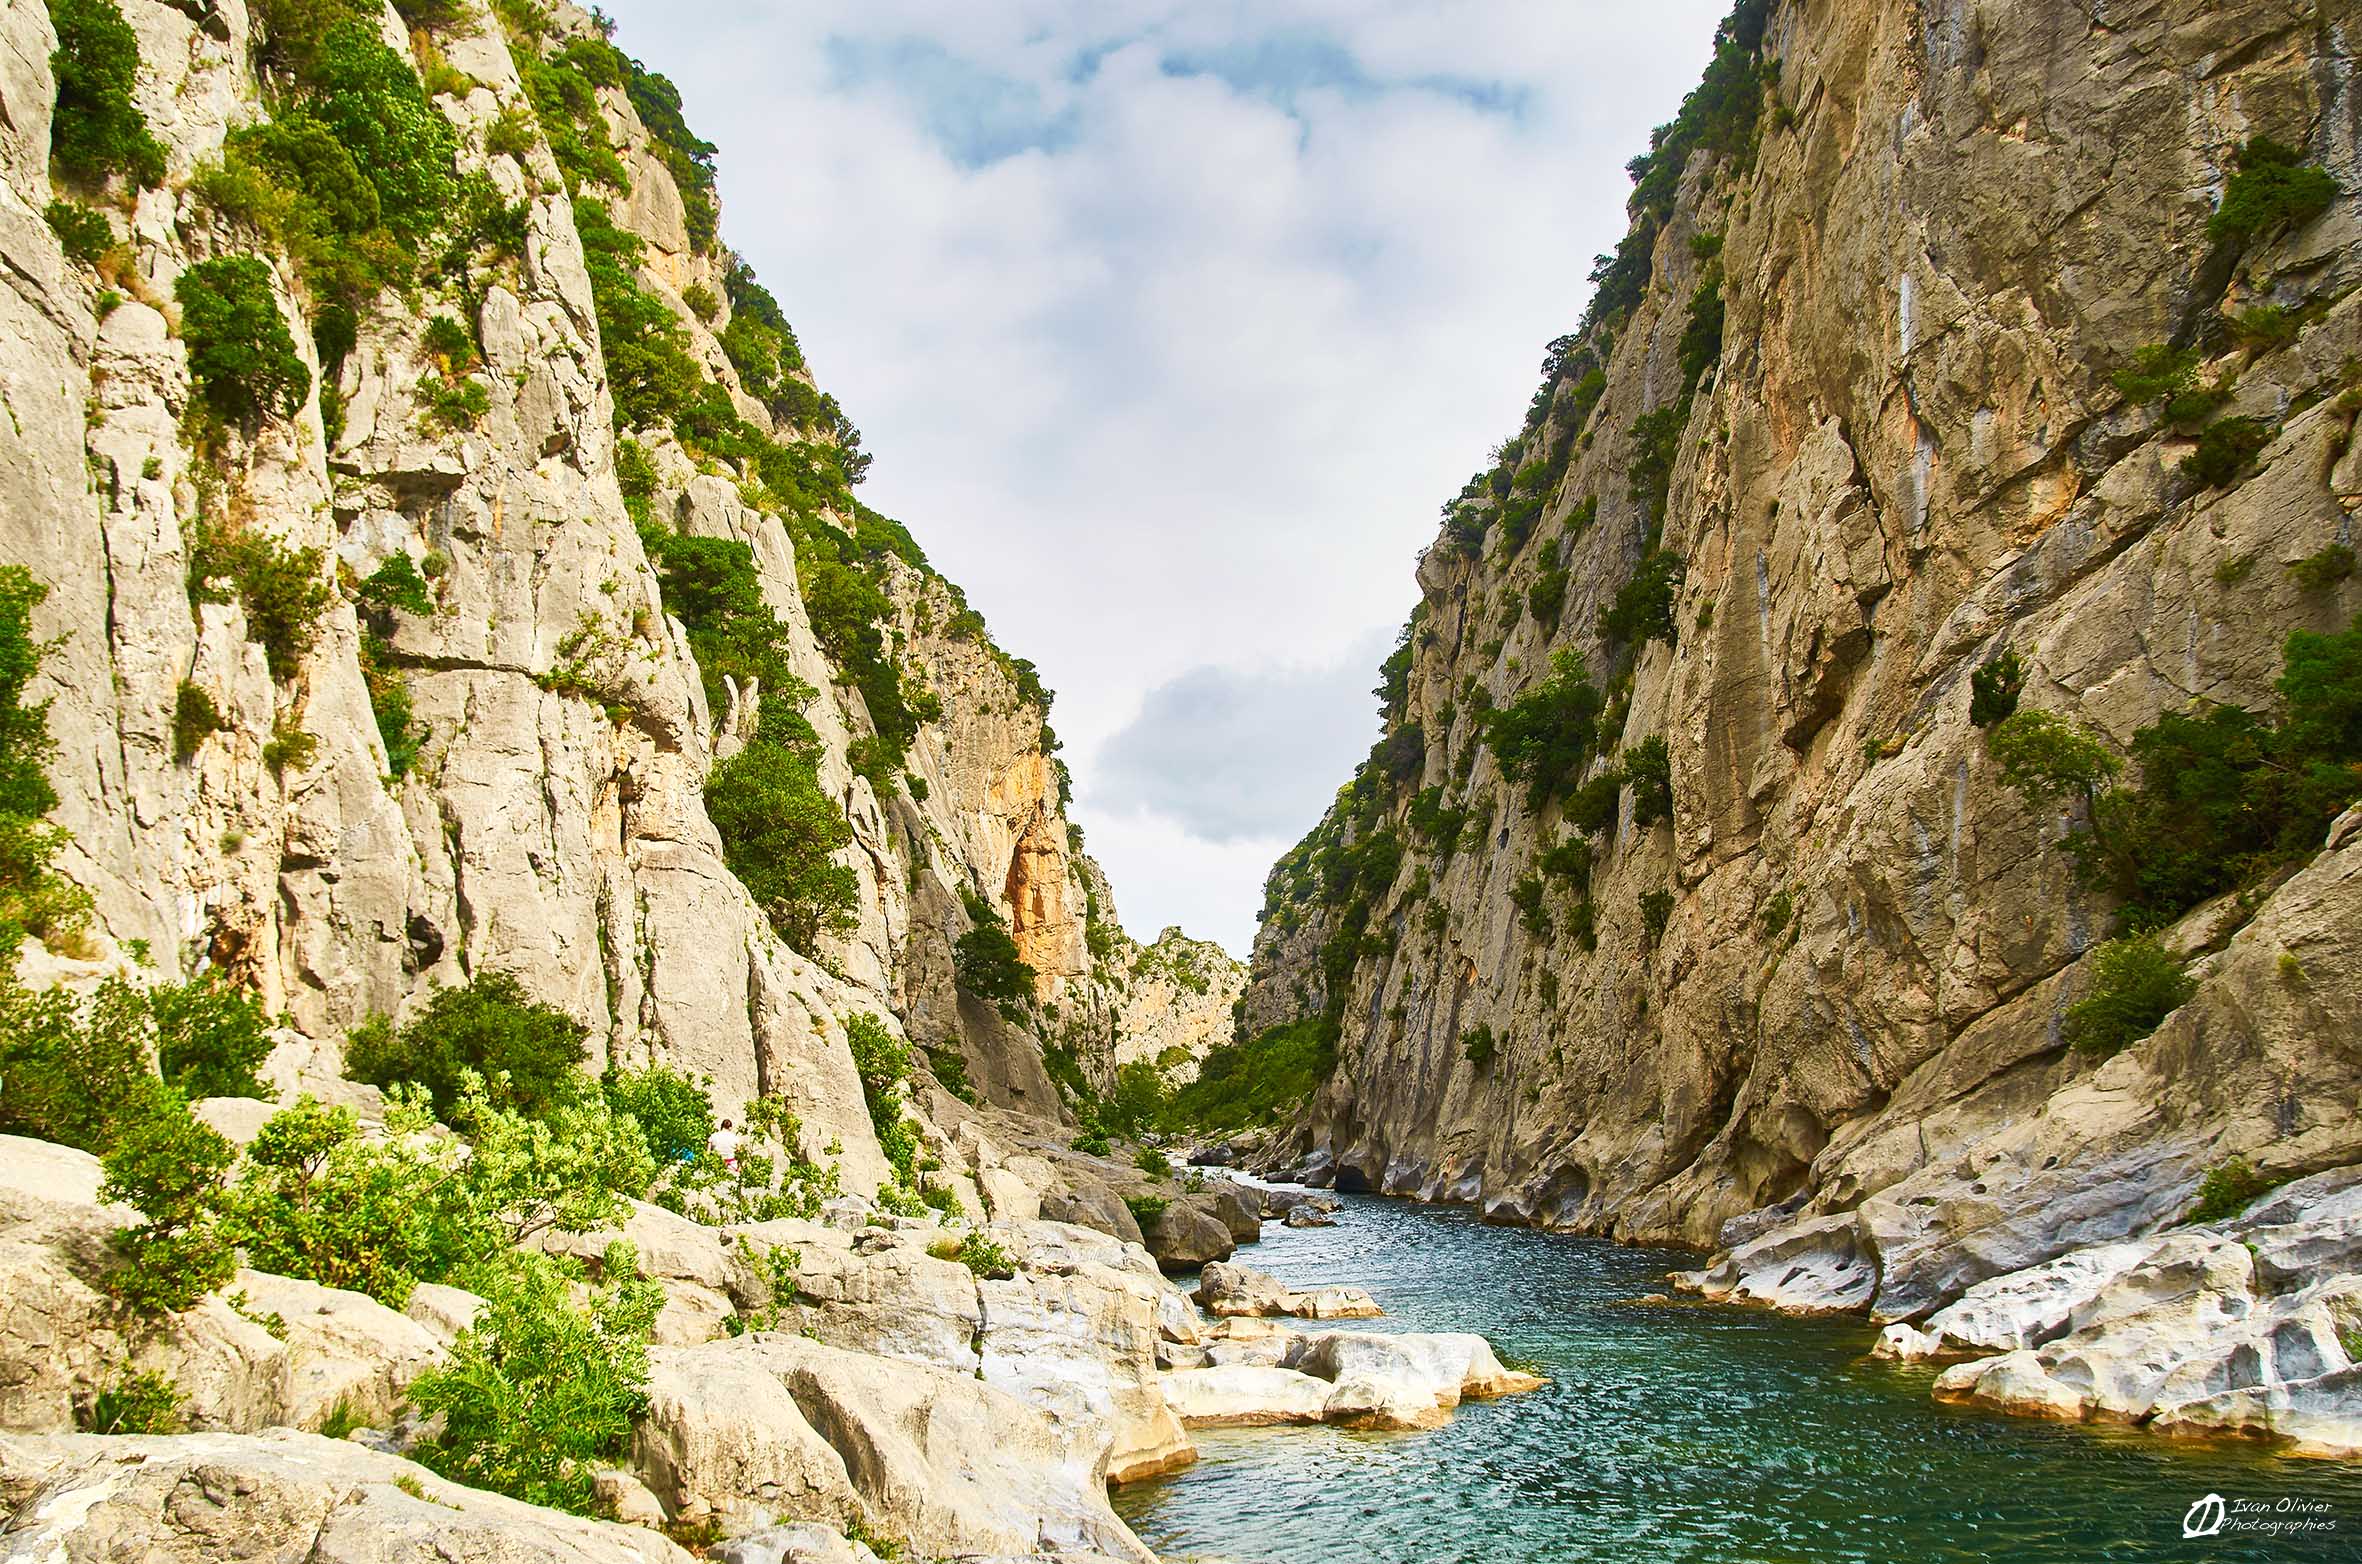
[[1922, 1168, 2362, 1457], [1202, 1181, 1264, 1244], [1159, 1365, 1333, 1426], [1282, 1205, 1338, 1229], [1668, 1212, 1876, 1314], [635, 1335, 1154, 1559], [1141, 1198, 1234, 1270], [0, 1429, 688, 1563], [1194, 1263, 1381, 1321], [1259, 1188, 1340, 1220]]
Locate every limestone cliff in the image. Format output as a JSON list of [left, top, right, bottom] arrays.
[[1244, 0, 2362, 1327], [0, 0, 1236, 1197]]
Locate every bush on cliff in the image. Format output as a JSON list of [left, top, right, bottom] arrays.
[[2207, 136, 2338, 248], [99, 1093, 237, 1312], [47, 0, 167, 188], [705, 694, 860, 956], [186, 520, 332, 683], [954, 895, 1037, 1005], [175, 257, 311, 426], [409, 1243, 662, 1516], [1483, 649, 1605, 809], [1163, 1017, 1335, 1133], [344, 971, 589, 1122], [2061, 935, 2195, 1056], [0, 973, 272, 1154]]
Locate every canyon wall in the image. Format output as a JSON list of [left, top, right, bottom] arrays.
[[0, 0, 1235, 1194], [1245, 0, 2362, 1316]]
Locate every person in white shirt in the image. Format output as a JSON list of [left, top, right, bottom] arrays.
[[706, 1119, 742, 1172]]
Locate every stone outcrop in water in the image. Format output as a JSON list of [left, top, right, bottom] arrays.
[[1238, 0, 2362, 1454]]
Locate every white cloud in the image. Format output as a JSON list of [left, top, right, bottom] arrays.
[[597, 0, 1732, 955]]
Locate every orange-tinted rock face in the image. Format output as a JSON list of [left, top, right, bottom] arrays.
[[1004, 797, 1082, 988]]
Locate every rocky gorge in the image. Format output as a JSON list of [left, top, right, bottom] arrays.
[[2, 0, 2361, 1559]]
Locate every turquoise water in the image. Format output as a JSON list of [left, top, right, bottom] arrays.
[[1113, 1191, 2362, 1563]]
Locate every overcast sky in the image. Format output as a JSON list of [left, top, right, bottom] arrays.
[[598, 0, 1731, 956]]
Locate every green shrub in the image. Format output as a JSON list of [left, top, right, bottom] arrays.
[[0, 567, 70, 955], [1123, 1193, 1167, 1229], [0, 976, 155, 1150], [1676, 274, 1724, 393], [1526, 565, 1570, 633], [1969, 650, 2025, 728], [2080, 618, 2362, 924], [1461, 1024, 1497, 1068], [2187, 1156, 2288, 1224], [1759, 888, 1794, 938], [2206, 136, 2338, 247], [1625, 404, 1688, 525], [954, 898, 1036, 1004], [44, 199, 114, 263], [1634, 887, 1671, 944], [153, 970, 274, 1099], [922, 1044, 976, 1105], [417, 374, 490, 430], [2061, 935, 2195, 1056], [2110, 343, 2200, 406], [265, 718, 321, 774], [705, 693, 859, 954], [1163, 1016, 1335, 1133], [99, 1093, 236, 1312], [357, 554, 434, 617], [1604, 551, 1685, 647], [454, 1073, 655, 1244], [307, 21, 460, 240], [1483, 649, 1604, 808], [176, 257, 310, 425], [640, 530, 796, 713], [1510, 872, 1550, 937], [187, 522, 331, 683], [842, 1012, 908, 1131], [1540, 834, 1594, 887], [2180, 417, 2272, 488], [955, 1231, 1015, 1280], [2289, 544, 2356, 591], [343, 971, 588, 1122], [81, 1368, 184, 1434], [409, 1244, 662, 1516], [225, 1094, 489, 1307], [602, 1063, 714, 1164], [172, 681, 228, 763], [2226, 305, 2301, 353], [1133, 1144, 1173, 1180], [1986, 708, 2121, 814], [47, 0, 166, 187], [1564, 772, 1622, 833], [1622, 735, 1674, 827]]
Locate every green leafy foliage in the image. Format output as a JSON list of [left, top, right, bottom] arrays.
[[175, 257, 310, 425], [187, 522, 332, 683], [1461, 1024, 1497, 1068], [1969, 650, 2025, 728], [2206, 136, 2338, 248], [409, 1244, 662, 1515], [602, 1063, 714, 1164], [1162, 1017, 1336, 1134], [1986, 708, 2122, 813], [99, 1093, 236, 1312], [1624, 404, 1688, 526], [1622, 735, 1674, 827], [358, 633, 423, 781], [639, 530, 794, 714], [1676, 274, 1725, 393], [1604, 551, 1685, 646], [172, 681, 228, 764], [954, 1231, 1015, 1280], [2180, 417, 2272, 488], [2061, 935, 2195, 1056], [81, 1368, 184, 1433], [2290, 544, 2356, 591], [152, 970, 274, 1099], [45, 199, 114, 263], [1639, 886, 1674, 943], [0, 569, 88, 958], [358, 554, 434, 617], [343, 971, 588, 1122], [225, 1093, 484, 1306], [2187, 1156, 2288, 1224], [2082, 618, 2362, 925], [705, 692, 859, 954], [47, 0, 166, 187], [953, 895, 1036, 1004], [1483, 649, 1605, 809]]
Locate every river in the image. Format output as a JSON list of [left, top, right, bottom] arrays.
[[1112, 1189, 2362, 1563]]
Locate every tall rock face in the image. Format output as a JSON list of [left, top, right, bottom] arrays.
[[0, 0, 1235, 1192], [1245, 0, 2362, 1314]]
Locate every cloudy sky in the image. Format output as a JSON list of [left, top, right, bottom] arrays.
[[599, 0, 1731, 955]]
